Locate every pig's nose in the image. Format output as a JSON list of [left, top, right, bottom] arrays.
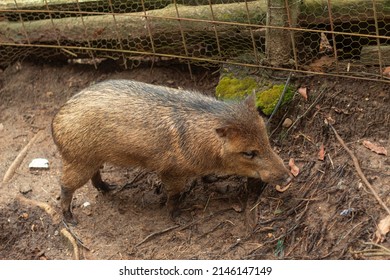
[[282, 173, 293, 186]]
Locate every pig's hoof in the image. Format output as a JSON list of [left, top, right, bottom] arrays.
[[202, 175, 219, 183], [169, 208, 182, 220], [63, 212, 78, 226], [95, 181, 116, 193]]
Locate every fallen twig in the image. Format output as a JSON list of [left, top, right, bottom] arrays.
[[60, 228, 80, 260], [285, 89, 326, 135], [267, 72, 292, 126], [364, 242, 390, 254], [328, 123, 390, 216], [135, 225, 180, 247], [179, 208, 232, 231], [118, 170, 147, 192], [3, 131, 42, 183], [200, 221, 227, 238], [17, 195, 61, 224], [350, 242, 390, 257], [203, 194, 212, 212]]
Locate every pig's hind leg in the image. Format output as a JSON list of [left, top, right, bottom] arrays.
[[160, 173, 188, 219], [61, 161, 100, 225], [91, 169, 116, 192]]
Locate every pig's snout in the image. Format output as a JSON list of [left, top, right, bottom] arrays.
[[279, 172, 293, 186], [259, 168, 293, 187]]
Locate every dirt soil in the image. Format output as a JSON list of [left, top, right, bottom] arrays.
[[0, 61, 389, 260]]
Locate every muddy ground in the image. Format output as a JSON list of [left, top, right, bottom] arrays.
[[0, 60, 389, 260]]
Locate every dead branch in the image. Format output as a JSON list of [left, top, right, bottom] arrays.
[[60, 228, 80, 260], [328, 123, 390, 216], [199, 221, 227, 238], [135, 225, 180, 247], [2, 131, 42, 183]]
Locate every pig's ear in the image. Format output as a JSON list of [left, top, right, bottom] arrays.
[[243, 91, 257, 110], [216, 126, 237, 138]]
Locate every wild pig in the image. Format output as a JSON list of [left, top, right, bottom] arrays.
[[52, 80, 292, 224]]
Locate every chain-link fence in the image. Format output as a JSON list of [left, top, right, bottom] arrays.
[[1, 0, 389, 81]]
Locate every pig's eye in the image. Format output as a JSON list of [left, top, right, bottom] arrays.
[[241, 151, 257, 159]]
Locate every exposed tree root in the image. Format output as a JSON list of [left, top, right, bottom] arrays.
[[3, 131, 42, 183], [17, 195, 61, 224], [60, 228, 80, 260]]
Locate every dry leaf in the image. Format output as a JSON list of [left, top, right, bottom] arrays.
[[374, 215, 390, 243], [288, 158, 300, 177], [297, 87, 308, 101], [318, 143, 325, 161], [320, 33, 332, 53], [362, 140, 388, 156], [231, 203, 243, 213], [282, 118, 293, 128], [307, 56, 335, 72], [383, 66, 390, 77], [324, 116, 336, 125]]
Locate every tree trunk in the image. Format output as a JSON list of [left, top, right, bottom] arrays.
[[265, 0, 291, 66], [360, 45, 390, 66]]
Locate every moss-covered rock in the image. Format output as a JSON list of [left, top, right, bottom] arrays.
[[215, 74, 293, 116], [256, 84, 294, 116]]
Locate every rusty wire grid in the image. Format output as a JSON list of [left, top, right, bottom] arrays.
[[0, 0, 389, 82]]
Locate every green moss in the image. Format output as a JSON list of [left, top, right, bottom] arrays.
[[216, 75, 258, 100], [216, 76, 293, 116], [256, 85, 294, 116]]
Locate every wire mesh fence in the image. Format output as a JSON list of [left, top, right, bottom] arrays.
[[0, 0, 389, 82]]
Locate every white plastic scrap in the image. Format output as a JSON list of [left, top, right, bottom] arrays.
[[82, 202, 91, 208], [29, 158, 49, 169], [340, 208, 355, 216]]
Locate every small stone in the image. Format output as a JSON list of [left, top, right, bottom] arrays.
[[282, 118, 293, 128], [0, 123, 4, 132]]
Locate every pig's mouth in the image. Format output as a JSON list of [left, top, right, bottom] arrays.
[[250, 170, 293, 190], [258, 172, 293, 187]]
